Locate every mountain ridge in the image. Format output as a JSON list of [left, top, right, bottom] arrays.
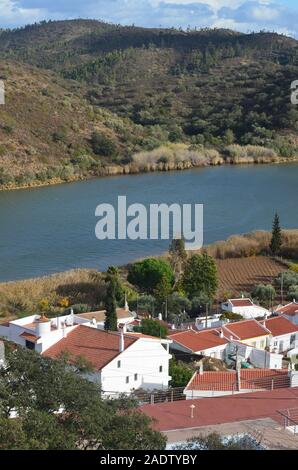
[[0, 20, 298, 189]]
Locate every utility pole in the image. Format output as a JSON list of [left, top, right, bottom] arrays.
[[165, 296, 168, 321], [205, 302, 209, 329]]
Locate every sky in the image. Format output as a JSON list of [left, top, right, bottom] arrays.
[[1, 0, 298, 38]]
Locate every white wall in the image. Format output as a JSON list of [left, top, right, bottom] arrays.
[[0, 314, 78, 353], [101, 339, 172, 394], [222, 302, 270, 319], [269, 332, 298, 353]]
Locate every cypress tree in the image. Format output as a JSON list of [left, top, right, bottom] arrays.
[[270, 212, 282, 255], [104, 276, 118, 331]]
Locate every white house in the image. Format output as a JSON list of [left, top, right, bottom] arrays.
[[195, 314, 227, 331], [226, 340, 283, 369], [221, 298, 270, 319], [274, 301, 298, 326], [43, 325, 172, 395], [261, 316, 298, 353], [74, 307, 135, 330], [0, 313, 77, 353], [168, 328, 229, 360]]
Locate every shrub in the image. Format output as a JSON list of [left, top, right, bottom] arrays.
[[91, 131, 117, 157]]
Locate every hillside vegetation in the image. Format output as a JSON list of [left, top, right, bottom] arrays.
[[0, 20, 298, 188]]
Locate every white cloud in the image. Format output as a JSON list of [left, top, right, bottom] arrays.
[[1, 1, 298, 38], [0, 0, 46, 26]]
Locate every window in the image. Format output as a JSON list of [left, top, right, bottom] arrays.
[[126, 376, 129, 384], [159, 366, 163, 373], [25, 340, 35, 351], [290, 335, 296, 345], [274, 340, 278, 347], [134, 374, 138, 381], [117, 360, 121, 368]]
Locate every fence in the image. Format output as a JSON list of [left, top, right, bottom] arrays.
[[103, 387, 186, 404], [184, 373, 291, 399], [277, 407, 298, 434], [104, 373, 291, 404]]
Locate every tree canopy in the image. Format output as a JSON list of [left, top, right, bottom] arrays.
[[0, 345, 166, 450], [182, 253, 218, 300], [128, 258, 175, 294]]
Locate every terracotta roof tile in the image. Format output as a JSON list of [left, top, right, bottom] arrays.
[[229, 298, 254, 307], [186, 369, 289, 392], [276, 302, 298, 317], [141, 387, 298, 431], [43, 325, 137, 370], [262, 316, 298, 337], [19, 332, 40, 343], [168, 328, 228, 352], [223, 319, 269, 340]]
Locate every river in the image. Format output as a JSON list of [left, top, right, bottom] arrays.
[[0, 163, 297, 282]]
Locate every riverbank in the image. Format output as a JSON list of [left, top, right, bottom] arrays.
[[1, 229, 297, 320], [1, 153, 297, 192]]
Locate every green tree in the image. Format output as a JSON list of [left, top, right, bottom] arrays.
[[252, 284, 276, 308], [169, 238, 187, 285], [182, 253, 218, 300], [154, 274, 173, 303], [288, 285, 298, 301], [134, 318, 168, 339], [176, 432, 262, 450], [0, 346, 166, 450], [128, 258, 174, 294], [223, 129, 235, 145], [169, 359, 193, 388], [270, 212, 282, 255], [91, 131, 117, 157], [104, 275, 118, 331]]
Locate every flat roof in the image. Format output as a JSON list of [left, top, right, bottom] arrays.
[[141, 387, 298, 431]]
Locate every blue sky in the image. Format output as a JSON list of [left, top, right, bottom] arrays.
[[1, 0, 298, 38]]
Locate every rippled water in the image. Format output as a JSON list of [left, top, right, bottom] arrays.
[[0, 163, 297, 282]]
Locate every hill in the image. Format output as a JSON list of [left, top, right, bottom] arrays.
[[0, 20, 298, 189]]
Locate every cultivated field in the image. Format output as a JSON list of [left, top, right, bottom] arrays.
[[216, 256, 287, 299]]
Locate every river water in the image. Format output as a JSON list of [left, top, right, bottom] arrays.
[[0, 163, 297, 282]]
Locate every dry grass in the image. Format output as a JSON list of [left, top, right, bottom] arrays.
[[225, 144, 278, 163], [199, 230, 298, 260], [131, 143, 223, 171], [0, 269, 97, 320]]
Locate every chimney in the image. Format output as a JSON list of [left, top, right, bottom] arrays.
[[220, 329, 224, 339], [62, 324, 67, 338], [119, 327, 125, 353], [158, 313, 163, 321], [199, 361, 204, 375], [57, 316, 61, 330]]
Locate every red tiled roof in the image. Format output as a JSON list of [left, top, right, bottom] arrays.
[[19, 332, 40, 343], [141, 387, 298, 431], [276, 302, 298, 317], [229, 298, 254, 307], [262, 316, 298, 337], [186, 369, 289, 392], [43, 325, 137, 370], [223, 319, 269, 340], [168, 328, 228, 353]]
